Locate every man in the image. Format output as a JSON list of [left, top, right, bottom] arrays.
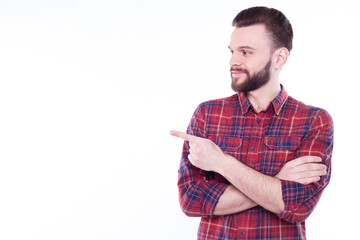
[[170, 6, 334, 240]]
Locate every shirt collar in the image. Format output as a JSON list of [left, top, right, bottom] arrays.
[[237, 85, 288, 116]]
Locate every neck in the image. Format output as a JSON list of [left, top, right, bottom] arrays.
[[246, 80, 281, 113]]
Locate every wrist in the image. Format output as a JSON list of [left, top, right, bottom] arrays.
[[216, 153, 239, 177]]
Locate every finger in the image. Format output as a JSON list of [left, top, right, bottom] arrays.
[[307, 156, 322, 163], [188, 153, 194, 162], [295, 156, 322, 165], [296, 163, 327, 172], [297, 176, 321, 185], [170, 130, 198, 142], [293, 168, 327, 180]]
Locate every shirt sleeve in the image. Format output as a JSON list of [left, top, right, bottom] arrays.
[[177, 103, 228, 218], [279, 109, 334, 223]]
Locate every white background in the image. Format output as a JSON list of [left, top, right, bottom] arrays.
[[0, 0, 359, 239]]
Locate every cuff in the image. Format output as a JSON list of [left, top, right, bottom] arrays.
[[278, 180, 305, 223], [200, 180, 228, 218]]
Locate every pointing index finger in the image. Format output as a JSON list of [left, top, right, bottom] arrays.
[[170, 130, 198, 142]]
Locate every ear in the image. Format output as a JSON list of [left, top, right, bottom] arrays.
[[273, 48, 289, 69]]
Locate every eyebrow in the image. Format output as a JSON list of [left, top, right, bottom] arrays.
[[228, 45, 256, 51]]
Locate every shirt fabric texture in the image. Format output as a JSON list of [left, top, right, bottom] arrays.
[[177, 86, 334, 240]]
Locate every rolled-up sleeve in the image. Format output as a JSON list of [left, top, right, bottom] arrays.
[[177, 103, 227, 218], [279, 109, 334, 223]]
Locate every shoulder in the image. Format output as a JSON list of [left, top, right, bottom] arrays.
[[286, 95, 333, 127], [191, 94, 239, 121]]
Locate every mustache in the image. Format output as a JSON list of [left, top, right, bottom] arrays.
[[230, 67, 250, 75]]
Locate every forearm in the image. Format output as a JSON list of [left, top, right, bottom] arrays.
[[217, 155, 284, 214], [213, 184, 258, 216]]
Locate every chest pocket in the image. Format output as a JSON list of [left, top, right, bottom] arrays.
[[264, 136, 302, 151], [208, 136, 242, 154], [262, 136, 302, 176]]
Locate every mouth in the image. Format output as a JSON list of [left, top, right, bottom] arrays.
[[231, 69, 247, 78]]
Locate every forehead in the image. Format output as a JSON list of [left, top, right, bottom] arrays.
[[230, 24, 272, 51]]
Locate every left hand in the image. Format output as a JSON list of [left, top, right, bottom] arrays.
[[170, 130, 226, 172], [275, 156, 326, 185]]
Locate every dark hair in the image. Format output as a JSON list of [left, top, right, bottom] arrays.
[[232, 6, 293, 52]]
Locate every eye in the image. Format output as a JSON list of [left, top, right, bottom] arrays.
[[242, 50, 251, 56]]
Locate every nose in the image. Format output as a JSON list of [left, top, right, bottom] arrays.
[[229, 52, 243, 68]]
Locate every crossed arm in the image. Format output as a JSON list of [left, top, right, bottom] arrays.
[[170, 130, 327, 216]]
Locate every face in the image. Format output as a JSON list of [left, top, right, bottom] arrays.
[[229, 24, 273, 93]]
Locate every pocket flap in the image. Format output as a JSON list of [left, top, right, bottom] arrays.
[[208, 136, 242, 151], [264, 136, 301, 150]]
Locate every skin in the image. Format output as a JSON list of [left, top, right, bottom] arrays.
[[170, 24, 327, 216]]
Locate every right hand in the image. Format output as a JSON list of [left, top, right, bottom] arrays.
[[275, 156, 327, 185]]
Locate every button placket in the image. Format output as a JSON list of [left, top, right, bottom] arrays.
[[246, 114, 264, 168]]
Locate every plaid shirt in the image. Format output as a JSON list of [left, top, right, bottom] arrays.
[[177, 86, 334, 239]]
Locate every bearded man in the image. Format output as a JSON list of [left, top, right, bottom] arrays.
[[171, 6, 334, 240]]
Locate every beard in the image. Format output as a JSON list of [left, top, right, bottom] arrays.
[[231, 59, 272, 93]]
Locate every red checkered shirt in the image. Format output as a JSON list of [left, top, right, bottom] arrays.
[[177, 86, 334, 239]]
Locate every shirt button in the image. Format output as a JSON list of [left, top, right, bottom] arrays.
[[257, 119, 260, 123], [241, 231, 245, 235], [251, 147, 255, 151]]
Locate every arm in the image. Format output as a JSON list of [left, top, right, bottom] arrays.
[[177, 140, 227, 217], [173, 108, 333, 220], [217, 155, 285, 214], [278, 110, 334, 223], [172, 130, 328, 216], [172, 109, 333, 220], [213, 185, 257, 216], [212, 155, 326, 216], [176, 104, 228, 218]]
